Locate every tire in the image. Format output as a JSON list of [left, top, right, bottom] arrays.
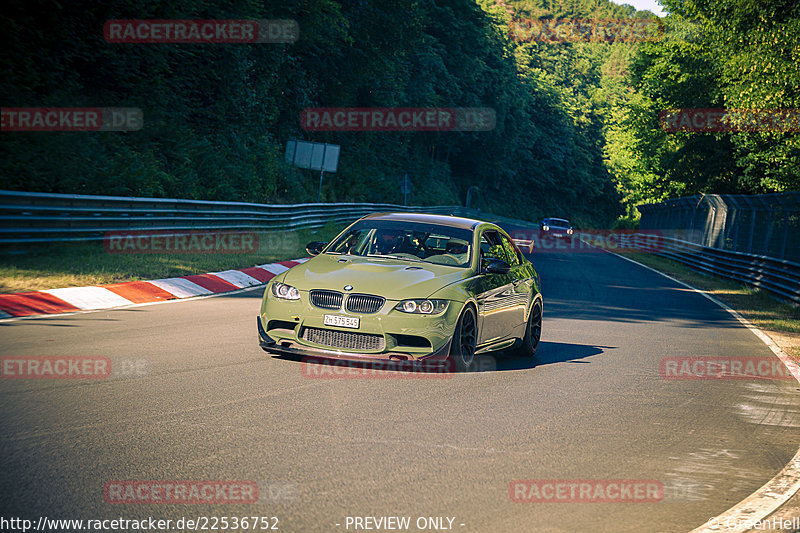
[[516, 300, 542, 357], [448, 305, 478, 372]]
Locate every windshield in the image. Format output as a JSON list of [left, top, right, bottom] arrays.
[[544, 218, 570, 228], [327, 220, 473, 267]]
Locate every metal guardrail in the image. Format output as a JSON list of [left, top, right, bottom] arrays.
[[0, 190, 531, 245], [637, 192, 800, 262], [8, 190, 795, 302], [615, 232, 800, 304]]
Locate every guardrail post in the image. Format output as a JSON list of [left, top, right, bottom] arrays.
[[763, 209, 773, 256], [747, 208, 756, 254], [781, 211, 789, 260]]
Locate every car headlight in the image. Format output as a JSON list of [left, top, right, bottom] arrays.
[[542, 225, 550, 231], [271, 281, 300, 300], [567, 228, 573, 235], [395, 299, 449, 314]]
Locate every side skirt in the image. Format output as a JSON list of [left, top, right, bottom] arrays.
[[475, 338, 517, 354]]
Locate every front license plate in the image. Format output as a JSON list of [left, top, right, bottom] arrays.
[[324, 314, 360, 329]]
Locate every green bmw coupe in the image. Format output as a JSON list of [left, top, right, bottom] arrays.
[[257, 213, 542, 371]]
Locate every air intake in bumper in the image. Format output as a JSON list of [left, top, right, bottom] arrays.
[[302, 327, 386, 351]]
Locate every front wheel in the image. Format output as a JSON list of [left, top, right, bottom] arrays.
[[516, 301, 542, 357], [449, 306, 478, 372]]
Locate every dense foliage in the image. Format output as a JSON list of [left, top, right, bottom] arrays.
[[605, 0, 800, 217], [2, 0, 796, 227]]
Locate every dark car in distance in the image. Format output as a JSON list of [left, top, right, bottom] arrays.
[[540, 218, 574, 239]]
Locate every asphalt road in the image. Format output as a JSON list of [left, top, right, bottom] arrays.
[[1, 246, 798, 533]]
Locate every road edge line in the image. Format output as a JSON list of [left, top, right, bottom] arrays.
[[602, 248, 800, 533]]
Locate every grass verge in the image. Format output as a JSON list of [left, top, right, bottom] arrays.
[[611, 246, 800, 361], [0, 223, 347, 293]]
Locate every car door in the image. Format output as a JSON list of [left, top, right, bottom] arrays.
[[474, 229, 522, 345], [499, 232, 531, 332]]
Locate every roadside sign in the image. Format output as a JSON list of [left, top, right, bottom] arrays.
[[285, 140, 339, 172]]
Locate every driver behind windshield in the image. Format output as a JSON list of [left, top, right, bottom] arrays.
[[372, 230, 398, 255]]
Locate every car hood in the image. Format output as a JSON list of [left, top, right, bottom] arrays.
[[283, 254, 471, 300]]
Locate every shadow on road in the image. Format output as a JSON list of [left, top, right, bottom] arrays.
[[268, 340, 608, 375], [494, 340, 610, 370]]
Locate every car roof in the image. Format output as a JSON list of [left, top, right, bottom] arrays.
[[361, 212, 487, 230]]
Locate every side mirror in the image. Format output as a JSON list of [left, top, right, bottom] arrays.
[[483, 258, 511, 274], [305, 241, 328, 256]]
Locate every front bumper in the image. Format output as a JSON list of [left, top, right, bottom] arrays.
[[541, 231, 570, 239], [257, 292, 461, 364], [258, 317, 452, 365]]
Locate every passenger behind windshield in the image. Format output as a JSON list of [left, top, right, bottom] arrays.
[[326, 221, 472, 267]]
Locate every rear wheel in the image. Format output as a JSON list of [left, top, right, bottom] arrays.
[[516, 301, 542, 357], [449, 306, 477, 372]]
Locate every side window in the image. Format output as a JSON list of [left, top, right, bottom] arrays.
[[500, 234, 521, 266], [480, 231, 512, 264]]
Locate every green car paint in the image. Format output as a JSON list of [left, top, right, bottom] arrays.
[[258, 213, 542, 366]]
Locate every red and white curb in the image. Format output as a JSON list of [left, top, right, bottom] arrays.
[[0, 258, 308, 319]]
